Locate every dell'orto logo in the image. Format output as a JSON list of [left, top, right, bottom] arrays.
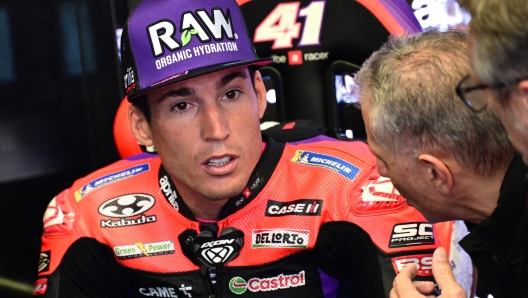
[[147, 9, 235, 57], [99, 194, 155, 217], [252, 229, 309, 249], [389, 222, 434, 248]]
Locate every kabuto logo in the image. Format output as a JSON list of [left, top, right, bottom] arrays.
[[147, 9, 236, 57], [229, 271, 305, 294], [99, 194, 156, 228], [266, 199, 322, 217], [389, 222, 434, 248]]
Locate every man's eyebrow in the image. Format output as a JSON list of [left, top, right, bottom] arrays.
[[217, 71, 248, 89], [157, 87, 195, 103]]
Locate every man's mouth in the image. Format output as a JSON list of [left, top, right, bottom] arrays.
[[207, 156, 232, 167]]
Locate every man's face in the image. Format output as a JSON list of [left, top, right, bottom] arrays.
[[361, 100, 449, 223], [468, 35, 528, 164], [143, 67, 267, 202]]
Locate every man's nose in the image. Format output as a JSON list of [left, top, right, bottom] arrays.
[[200, 102, 230, 141]]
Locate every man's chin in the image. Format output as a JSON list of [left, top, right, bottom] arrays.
[[199, 181, 246, 201]]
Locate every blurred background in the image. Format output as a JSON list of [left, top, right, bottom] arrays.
[[0, 0, 470, 296]]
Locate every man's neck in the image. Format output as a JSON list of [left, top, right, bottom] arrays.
[[451, 160, 511, 224]]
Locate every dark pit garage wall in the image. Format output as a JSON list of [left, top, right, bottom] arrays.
[[0, 0, 128, 297]]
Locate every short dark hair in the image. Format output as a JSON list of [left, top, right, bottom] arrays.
[[132, 66, 259, 123]]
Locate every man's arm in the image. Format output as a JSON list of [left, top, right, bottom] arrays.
[[35, 191, 125, 297]]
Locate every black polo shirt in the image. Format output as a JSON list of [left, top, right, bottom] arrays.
[[459, 155, 528, 298]]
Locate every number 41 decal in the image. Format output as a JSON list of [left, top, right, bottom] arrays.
[[254, 1, 326, 49]]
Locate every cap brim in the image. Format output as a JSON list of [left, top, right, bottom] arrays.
[[128, 58, 272, 102]]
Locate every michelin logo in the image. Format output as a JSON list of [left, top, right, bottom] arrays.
[[74, 164, 150, 202], [291, 150, 360, 181]]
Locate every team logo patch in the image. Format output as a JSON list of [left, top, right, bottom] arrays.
[[38, 251, 50, 273], [265, 199, 322, 217], [74, 164, 150, 202], [34, 278, 48, 296], [139, 285, 192, 297], [361, 177, 403, 202], [114, 240, 174, 260], [159, 175, 178, 211], [391, 254, 434, 276], [229, 271, 305, 294], [192, 228, 244, 266], [291, 150, 359, 180], [229, 277, 248, 294], [389, 222, 434, 248], [252, 229, 309, 249], [98, 194, 156, 228], [42, 197, 75, 235]]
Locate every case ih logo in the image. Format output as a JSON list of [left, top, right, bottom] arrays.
[[391, 254, 433, 277], [229, 271, 305, 294], [389, 222, 434, 248], [98, 194, 156, 228], [265, 199, 322, 217], [252, 229, 309, 249]]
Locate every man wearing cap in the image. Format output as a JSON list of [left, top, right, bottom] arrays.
[[34, 0, 463, 297]]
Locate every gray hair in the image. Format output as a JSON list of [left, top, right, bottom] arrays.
[[355, 29, 514, 176], [457, 0, 528, 87]]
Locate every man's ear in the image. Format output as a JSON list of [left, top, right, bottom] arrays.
[[129, 104, 154, 147], [417, 154, 453, 195], [253, 70, 267, 119], [517, 80, 528, 109]]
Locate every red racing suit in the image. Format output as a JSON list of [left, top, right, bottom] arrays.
[[35, 136, 469, 297]]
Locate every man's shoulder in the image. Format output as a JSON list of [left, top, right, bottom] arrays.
[[284, 136, 375, 165], [70, 153, 160, 203]]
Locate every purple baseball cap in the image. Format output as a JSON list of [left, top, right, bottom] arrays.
[[121, 0, 271, 101]]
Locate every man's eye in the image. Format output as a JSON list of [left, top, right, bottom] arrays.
[[224, 90, 241, 101], [173, 102, 189, 111]]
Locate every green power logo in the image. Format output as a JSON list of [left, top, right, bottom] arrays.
[[229, 277, 247, 294]]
